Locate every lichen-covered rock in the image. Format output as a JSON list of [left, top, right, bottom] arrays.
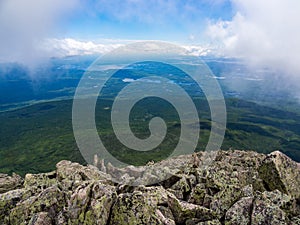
[[0, 188, 28, 223], [66, 182, 94, 224], [251, 190, 290, 225], [0, 173, 23, 193], [0, 150, 299, 225], [156, 208, 176, 225], [189, 220, 221, 225], [109, 186, 169, 225], [225, 196, 253, 225], [28, 212, 52, 225], [109, 191, 162, 225], [168, 193, 217, 224], [24, 171, 57, 191], [210, 185, 243, 218], [206, 150, 266, 191], [56, 160, 112, 190], [85, 181, 117, 224], [9, 186, 65, 224], [259, 151, 300, 199], [289, 217, 300, 225], [66, 181, 117, 225], [188, 183, 207, 205]]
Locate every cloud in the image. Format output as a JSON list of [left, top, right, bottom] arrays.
[[0, 0, 226, 67], [43, 38, 123, 57], [207, 0, 300, 76], [183, 45, 213, 56], [0, 0, 79, 67], [42, 38, 212, 57]]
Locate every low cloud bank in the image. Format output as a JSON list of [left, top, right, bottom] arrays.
[[207, 0, 300, 78], [0, 0, 79, 67]]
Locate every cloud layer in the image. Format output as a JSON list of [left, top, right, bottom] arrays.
[[42, 38, 212, 57], [0, 0, 79, 66], [43, 38, 123, 57], [207, 0, 300, 76], [2, 0, 299, 80], [0, 0, 224, 66]]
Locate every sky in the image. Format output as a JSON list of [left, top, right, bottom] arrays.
[[0, 0, 300, 78], [0, 0, 233, 64]]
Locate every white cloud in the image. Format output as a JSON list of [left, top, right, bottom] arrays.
[[43, 38, 123, 57], [207, 0, 300, 76], [183, 45, 213, 56], [0, 0, 220, 66], [39, 38, 213, 58], [0, 0, 79, 66]]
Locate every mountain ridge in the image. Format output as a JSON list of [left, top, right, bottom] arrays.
[[1, 150, 300, 224]]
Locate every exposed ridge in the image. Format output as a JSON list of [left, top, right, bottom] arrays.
[[0, 150, 299, 224]]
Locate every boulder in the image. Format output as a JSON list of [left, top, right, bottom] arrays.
[[225, 196, 253, 225], [168, 193, 217, 224], [109, 190, 162, 225], [259, 151, 300, 199], [0, 173, 23, 193], [251, 190, 290, 225]]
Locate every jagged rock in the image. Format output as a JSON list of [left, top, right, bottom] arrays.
[[109, 190, 162, 225], [251, 190, 290, 225], [259, 151, 300, 199], [56, 160, 112, 190], [0, 173, 23, 193], [156, 208, 176, 225], [99, 158, 107, 173], [0, 188, 28, 223], [9, 186, 65, 224], [186, 219, 221, 225], [66, 182, 94, 224], [210, 185, 243, 218], [241, 184, 254, 197], [170, 175, 192, 200], [188, 183, 207, 205], [197, 220, 222, 225], [56, 160, 111, 182], [24, 171, 57, 191], [75, 181, 116, 225], [290, 217, 300, 225], [225, 196, 253, 225], [28, 212, 52, 225], [206, 150, 266, 191], [168, 193, 217, 224], [109, 186, 168, 224], [158, 204, 175, 222], [0, 150, 299, 225]]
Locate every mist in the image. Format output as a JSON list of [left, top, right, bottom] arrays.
[[207, 0, 300, 99], [0, 0, 79, 68]]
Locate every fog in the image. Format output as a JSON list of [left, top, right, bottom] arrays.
[[207, 0, 300, 77], [0, 0, 79, 67]]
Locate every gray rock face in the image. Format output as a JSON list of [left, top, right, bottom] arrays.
[[0, 150, 299, 224]]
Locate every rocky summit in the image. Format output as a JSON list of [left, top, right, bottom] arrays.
[[1, 150, 300, 225]]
